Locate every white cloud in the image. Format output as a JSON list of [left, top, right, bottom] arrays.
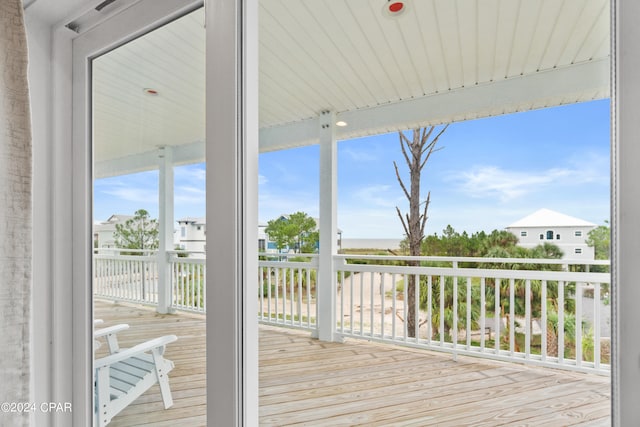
[[175, 185, 206, 204], [174, 166, 206, 182], [447, 165, 595, 202], [258, 175, 268, 185], [101, 186, 158, 203], [352, 184, 401, 208], [341, 146, 378, 162]]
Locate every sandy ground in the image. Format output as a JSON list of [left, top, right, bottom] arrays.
[[260, 271, 611, 341]]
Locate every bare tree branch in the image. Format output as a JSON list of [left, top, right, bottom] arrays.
[[393, 161, 411, 200], [420, 191, 431, 236], [398, 132, 411, 167], [396, 206, 410, 237]]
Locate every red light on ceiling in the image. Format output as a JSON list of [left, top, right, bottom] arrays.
[[143, 88, 159, 96], [383, 1, 408, 18], [388, 2, 404, 13]]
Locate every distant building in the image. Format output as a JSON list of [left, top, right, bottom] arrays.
[[93, 214, 134, 248], [505, 208, 597, 260], [176, 217, 206, 255]]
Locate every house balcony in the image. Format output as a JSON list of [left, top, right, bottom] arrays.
[[94, 252, 610, 425]]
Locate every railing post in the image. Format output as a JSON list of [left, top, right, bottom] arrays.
[[157, 146, 174, 314], [317, 111, 338, 341]]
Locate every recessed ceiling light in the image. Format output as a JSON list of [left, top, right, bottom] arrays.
[[143, 88, 159, 96], [336, 121, 348, 127], [383, 1, 409, 18]]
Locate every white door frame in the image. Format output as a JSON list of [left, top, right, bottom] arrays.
[[52, 0, 258, 424]]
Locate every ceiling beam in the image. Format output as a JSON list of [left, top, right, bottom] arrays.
[[259, 58, 609, 152], [95, 140, 204, 178]]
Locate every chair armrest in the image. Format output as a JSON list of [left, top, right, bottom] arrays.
[[94, 323, 129, 338], [95, 335, 178, 369]]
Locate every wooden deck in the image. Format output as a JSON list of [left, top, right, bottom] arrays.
[[95, 300, 610, 426]]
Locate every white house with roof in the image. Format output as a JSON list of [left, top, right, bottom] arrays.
[[176, 217, 206, 255], [93, 214, 134, 248], [506, 208, 597, 260]]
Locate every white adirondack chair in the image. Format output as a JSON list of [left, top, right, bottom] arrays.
[[94, 323, 130, 353], [94, 334, 178, 427]]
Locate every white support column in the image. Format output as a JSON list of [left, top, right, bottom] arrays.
[[614, 1, 640, 424], [317, 110, 338, 342], [157, 145, 174, 314]]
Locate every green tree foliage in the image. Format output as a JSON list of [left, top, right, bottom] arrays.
[[586, 222, 610, 260], [265, 212, 319, 253], [415, 226, 526, 258], [114, 209, 159, 251]]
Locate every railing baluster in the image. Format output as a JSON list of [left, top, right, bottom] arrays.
[[391, 273, 397, 341], [360, 272, 364, 337], [509, 278, 515, 357], [466, 277, 471, 350], [594, 282, 601, 369], [426, 275, 432, 345], [576, 283, 583, 367], [541, 280, 547, 362], [349, 271, 354, 335], [480, 277, 486, 352], [558, 281, 565, 365], [275, 267, 280, 323], [259, 265, 264, 320], [453, 276, 458, 360], [495, 278, 500, 355], [370, 271, 374, 337], [380, 273, 385, 339], [306, 268, 311, 328], [297, 267, 303, 327], [415, 273, 420, 342], [403, 273, 408, 342], [439, 275, 445, 347], [525, 279, 531, 360], [267, 267, 272, 322], [340, 270, 344, 335]]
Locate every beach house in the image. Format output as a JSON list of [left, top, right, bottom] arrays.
[[506, 208, 598, 260]]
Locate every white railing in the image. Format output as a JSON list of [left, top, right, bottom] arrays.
[[258, 253, 319, 332], [334, 255, 611, 375], [93, 250, 610, 374], [170, 254, 206, 313], [94, 253, 159, 304]]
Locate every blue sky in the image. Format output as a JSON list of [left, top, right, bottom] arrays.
[[95, 99, 610, 239]]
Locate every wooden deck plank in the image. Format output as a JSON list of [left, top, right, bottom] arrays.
[[95, 300, 610, 427]]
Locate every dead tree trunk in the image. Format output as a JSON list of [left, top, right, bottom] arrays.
[[394, 126, 447, 337]]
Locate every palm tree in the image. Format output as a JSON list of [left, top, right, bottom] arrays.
[[422, 275, 481, 341]]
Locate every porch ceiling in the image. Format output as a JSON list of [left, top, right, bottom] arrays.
[[93, 0, 610, 178]]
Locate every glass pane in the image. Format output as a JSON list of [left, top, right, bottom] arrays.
[[92, 8, 206, 425], [258, 1, 610, 424]]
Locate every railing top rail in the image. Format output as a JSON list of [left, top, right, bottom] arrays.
[[258, 252, 319, 259], [259, 260, 318, 268], [167, 250, 206, 255], [94, 248, 157, 255], [337, 262, 610, 283], [334, 254, 610, 266], [94, 253, 158, 260], [168, 256, 206, 264]]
